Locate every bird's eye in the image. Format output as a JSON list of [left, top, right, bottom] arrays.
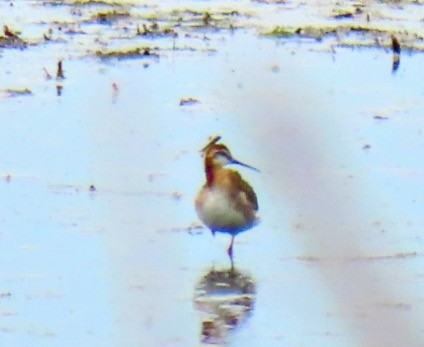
[[214, 152, 232, 165]]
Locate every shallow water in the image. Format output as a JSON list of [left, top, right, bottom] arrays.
[[1, 1, 424, 346]]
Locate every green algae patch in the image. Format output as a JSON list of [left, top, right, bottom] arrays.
[[263, 22, 424, 52], [0, 26, 28, 49], [263, 26, 297, 38], [74, 0, 124, 5], [263, 25, 338, 40], [163, 8, 248, 30], [136, 22, 177, 38], [92, 9, 131, 24], [43, 0, 126, 5], [95, 47, 159, 60], [1, 89, 32, 98]]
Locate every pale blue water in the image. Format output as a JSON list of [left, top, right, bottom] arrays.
[[1, 1, 424, 347]]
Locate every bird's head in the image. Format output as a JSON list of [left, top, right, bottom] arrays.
[[201, 136, 259, 172]]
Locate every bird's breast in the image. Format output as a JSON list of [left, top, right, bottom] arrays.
[[195, 186, 257, 234]]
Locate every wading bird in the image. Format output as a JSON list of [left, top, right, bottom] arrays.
[[195, 136, 259, 260]]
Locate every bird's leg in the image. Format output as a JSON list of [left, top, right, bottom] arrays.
[[227, 235, 235, 260], [230, 258, 235, 272]]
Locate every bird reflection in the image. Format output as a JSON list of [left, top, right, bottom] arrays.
[[194, 266, 256, 345]]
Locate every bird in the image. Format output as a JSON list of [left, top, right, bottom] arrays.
[[195, 136, 259, 260]]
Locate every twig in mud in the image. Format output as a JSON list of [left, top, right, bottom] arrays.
[[112, 82, 119, 103], [43, 68, 52, 80], [202, 12, 212, 26], [391, 35, 400, 73], [3, 25, 19, 39], [56, 60, 65, 79], [391, 35, 401, 55]]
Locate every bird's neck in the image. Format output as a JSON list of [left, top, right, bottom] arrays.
[[205, 161, 219, 186]]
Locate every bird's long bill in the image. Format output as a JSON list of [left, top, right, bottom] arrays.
[[231, 159, 260, 172]]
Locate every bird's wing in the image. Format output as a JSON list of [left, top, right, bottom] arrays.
[[230, 171, 258, 211]]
